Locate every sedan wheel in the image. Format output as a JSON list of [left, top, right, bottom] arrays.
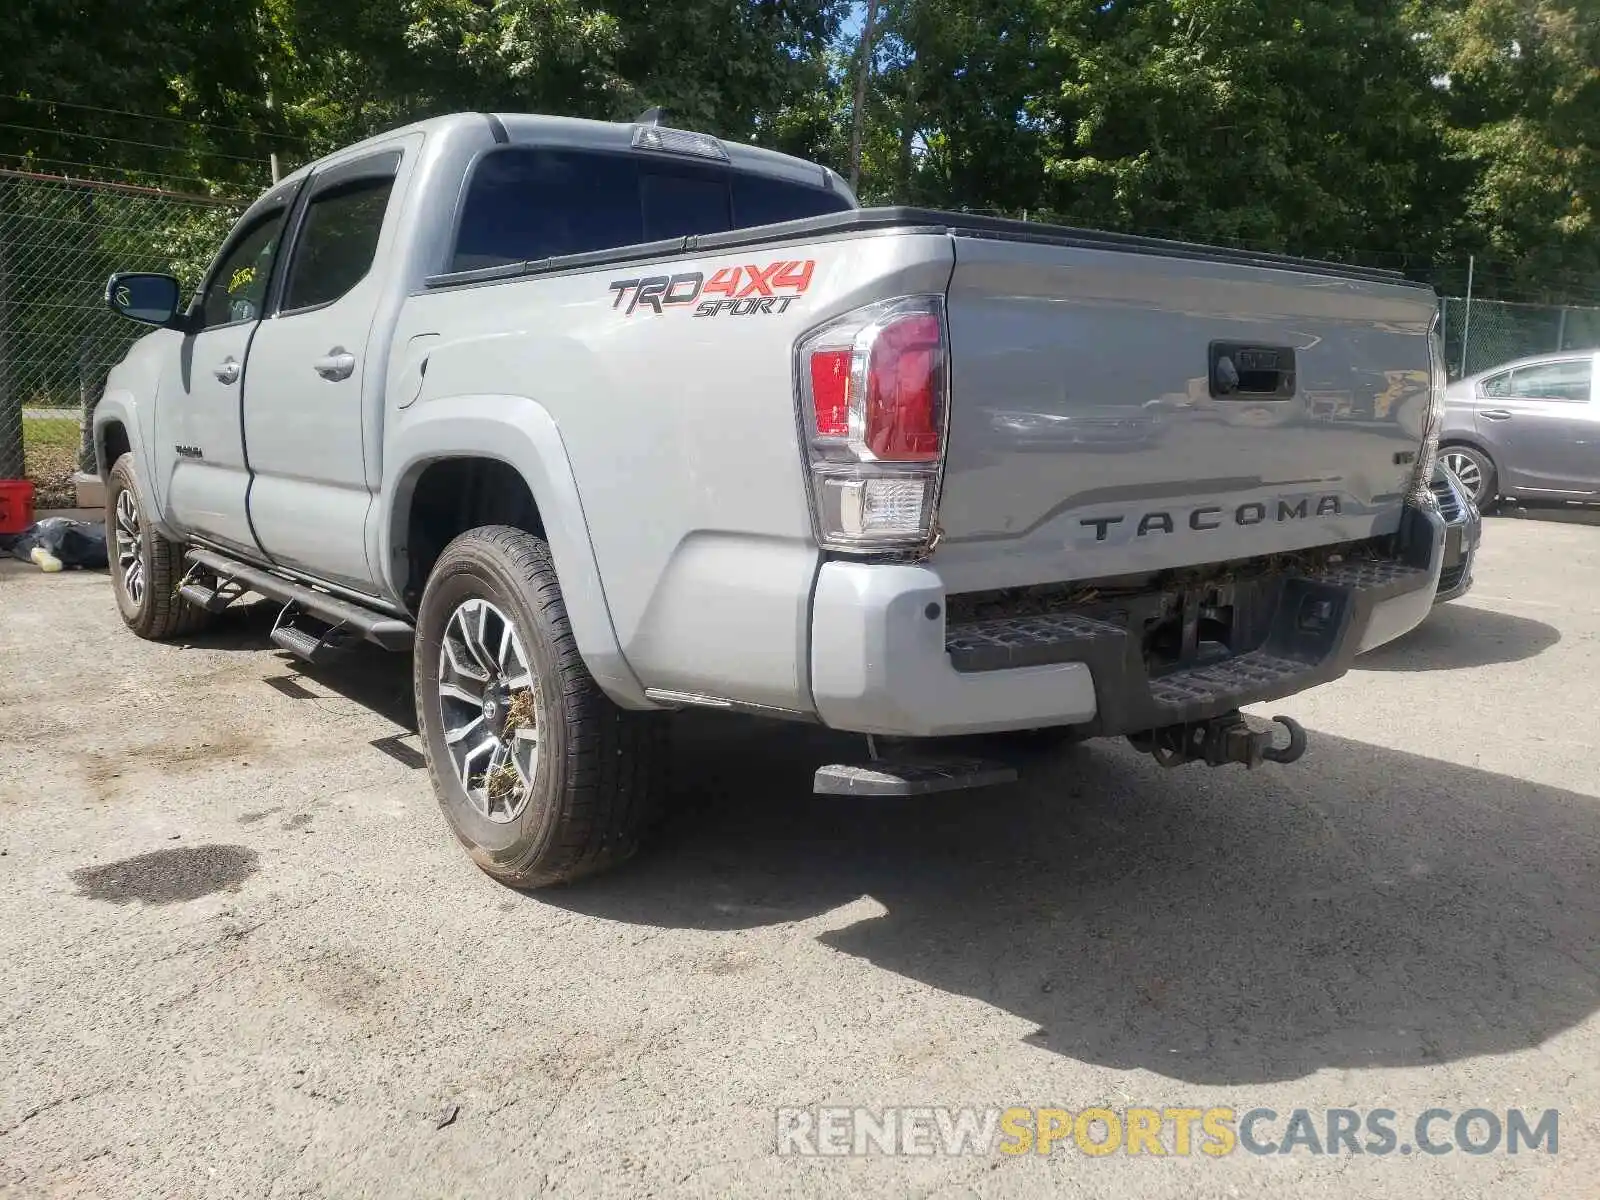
[[1440, 447, 1496, 508]]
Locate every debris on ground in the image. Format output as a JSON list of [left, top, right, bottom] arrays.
[[0, 518, 108, 571]]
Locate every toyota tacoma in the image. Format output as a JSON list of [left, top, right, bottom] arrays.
[[95, 112, 1451, 886]]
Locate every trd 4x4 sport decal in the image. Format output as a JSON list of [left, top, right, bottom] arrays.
[[608, 260, 815, 318]]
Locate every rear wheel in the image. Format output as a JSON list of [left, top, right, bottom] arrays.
[[106, 453, 214, 640], [1440, 445, 1497, 510], [414, 525, 665, 887]]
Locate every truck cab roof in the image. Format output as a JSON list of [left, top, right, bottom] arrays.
[[274, 111, 855, 205]]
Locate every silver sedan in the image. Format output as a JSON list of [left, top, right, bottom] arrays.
[[1440, 349, 1599, 508]]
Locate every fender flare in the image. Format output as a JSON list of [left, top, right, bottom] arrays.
[[92, 389, 183, 543], [381, 395, 651, 709]]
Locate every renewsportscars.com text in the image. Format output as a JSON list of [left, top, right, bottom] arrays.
[[776, 1106, 1559, 1158]]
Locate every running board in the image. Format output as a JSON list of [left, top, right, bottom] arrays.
[[184, 547, 414, 651], [177, 574, 247, 613], [269, 605, 361, 665]]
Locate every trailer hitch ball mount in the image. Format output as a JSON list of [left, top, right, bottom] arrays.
[[1128, 712, 1308, 769]]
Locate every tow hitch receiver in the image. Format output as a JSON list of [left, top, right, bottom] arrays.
[[1128, 711, 1307, 769]]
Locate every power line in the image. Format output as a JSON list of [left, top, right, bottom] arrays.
[[0, 121, 272, 165], [3, 93, 310, 145], [0, 152, 259, 196], [0, 170, 241, 206]]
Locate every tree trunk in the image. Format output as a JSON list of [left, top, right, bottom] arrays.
[[847, 0, 881, 192], [898, 79, 917, 202]]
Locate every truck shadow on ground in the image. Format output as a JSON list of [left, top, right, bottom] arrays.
[[1352, 601, 1560, 672], [200, 599, 1598, 1085], [543, 713, 1600, 1086], [186, 600, 422, 747]]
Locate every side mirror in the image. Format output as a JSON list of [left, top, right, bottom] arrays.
[[105, 272, 185, 329]]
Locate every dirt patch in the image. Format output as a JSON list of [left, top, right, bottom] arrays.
[[70, 845, 260, 905], [699, 948, 758, 976], [299, 952, 387, 1015], [78, 731, 259, 794]]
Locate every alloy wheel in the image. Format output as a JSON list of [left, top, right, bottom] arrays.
[[113, 488, 146, 608], [436, 597, 543, 823], [1440, 451, 1485, 504]]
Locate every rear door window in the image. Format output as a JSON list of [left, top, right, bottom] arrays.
[[281, 176, 394, 312], [1508, 359, 1592, 403], [450, 147, 851, 272]]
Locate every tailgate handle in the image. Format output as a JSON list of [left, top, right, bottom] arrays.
[[1210, 343, 1296, 399]]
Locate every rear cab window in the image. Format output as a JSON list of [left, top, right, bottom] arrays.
[[449, 147, 851, 273]]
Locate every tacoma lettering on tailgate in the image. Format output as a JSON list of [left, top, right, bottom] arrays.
[[1077, 494, 1348, 544]]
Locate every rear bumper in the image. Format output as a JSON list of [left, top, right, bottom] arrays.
[[811, 503, 1444, 738]]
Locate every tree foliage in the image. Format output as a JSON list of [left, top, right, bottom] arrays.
[[1, 0, 1596, 295]]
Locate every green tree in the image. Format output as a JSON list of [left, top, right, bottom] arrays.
[[1029, 0, 1454, 259], [1418, 0, 1600, 296]]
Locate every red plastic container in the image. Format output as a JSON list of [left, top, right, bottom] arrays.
[[0, 479, 35, 535]]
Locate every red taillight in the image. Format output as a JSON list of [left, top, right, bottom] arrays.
[[864, 314, 942, 462], [794, 295, 947, 553], [809, 348, 852, 437]]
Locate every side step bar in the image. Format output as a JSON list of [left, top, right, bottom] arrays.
[[184, 547, 414, 652], [268, 602, 363, 665]]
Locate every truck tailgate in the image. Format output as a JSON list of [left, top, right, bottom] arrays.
[[936, 234, 1438, 590]]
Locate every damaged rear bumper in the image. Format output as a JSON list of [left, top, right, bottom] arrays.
[[810, 502, 1444, 738]]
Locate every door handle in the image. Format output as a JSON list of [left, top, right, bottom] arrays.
[[1481, 409, 1512, 421], [213, 358, 241, 385], [314, 349, 357, 381]]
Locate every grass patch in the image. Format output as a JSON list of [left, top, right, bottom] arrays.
[[20, 415, 83, 509]]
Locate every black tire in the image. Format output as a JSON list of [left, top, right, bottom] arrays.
[[106, 452, 215, 640], [1440, 444, 1498, 510], [414, 525, 665, 887]]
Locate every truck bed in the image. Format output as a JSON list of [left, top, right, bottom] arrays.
[[425, 206, 1419, 289], [425, 207, 1437, 597], [408, 203, 1439, 717]]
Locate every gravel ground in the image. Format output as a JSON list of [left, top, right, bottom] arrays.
[[1, 513, 1597, 1199]]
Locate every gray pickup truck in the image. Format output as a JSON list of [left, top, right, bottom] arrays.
[[96, 112, 1451, 886]]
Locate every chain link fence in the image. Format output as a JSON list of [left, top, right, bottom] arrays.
[[4, 177, 1598, 508], [1440, 294, 1600, 379], [0, 168, 240, 505]]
